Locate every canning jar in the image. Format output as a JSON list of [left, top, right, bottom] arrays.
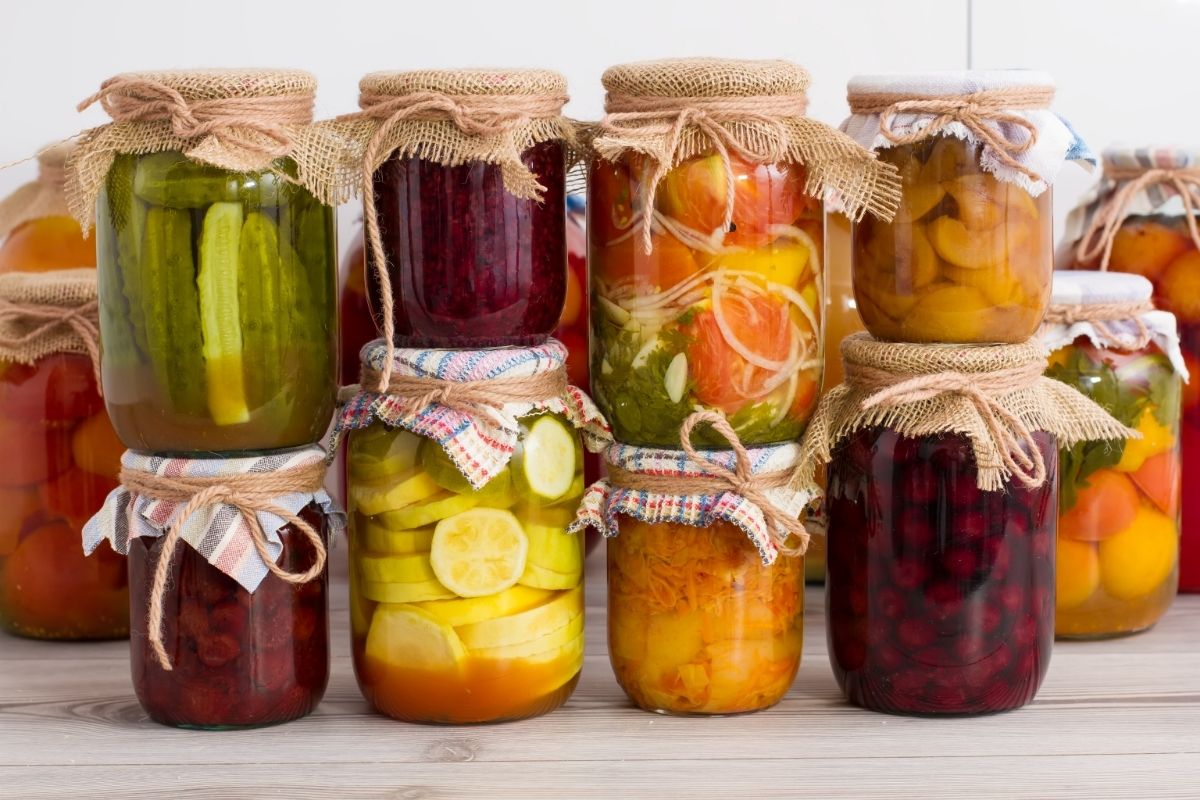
[[1040, 272, 1185, 636], [348, 69, 573, 348], [84, 447, 335, 729], [340, 340, 609, 723], [0, 146, 129, 640], [588, 58, 901, 449], [68, 69, 340, 455], [804, 334, 1131, 715], [1066, 147, 1200, 592], [844, 71, 1091, 343]]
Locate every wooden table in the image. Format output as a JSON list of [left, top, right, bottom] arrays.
[[2, 550, 1198, 799]]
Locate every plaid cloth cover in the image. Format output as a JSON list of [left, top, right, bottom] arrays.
[[83, 446, 341, 592], [569, 441, 810, 566], [337, 338, 612, 490]]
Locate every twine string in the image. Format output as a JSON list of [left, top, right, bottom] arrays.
[[1074, 167, 1200, 271], [0, 298, 101, 386], [1044, 300, 1156, 351]]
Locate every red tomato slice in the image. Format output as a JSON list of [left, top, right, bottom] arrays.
[[688, 292, 793, 415], [0, 353, 103, 422], [588, 158, 640, 245]]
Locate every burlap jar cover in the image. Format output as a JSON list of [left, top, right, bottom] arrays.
[[85, 446, 341, 670], [571, 410, 811, 564], [64, 68, 345, 227], [1066, 147, 1200, 270], [843, 70, 1094, 194], [0, 268, 101, 382], [799, 333, 1136, 494], [590, 57, 902, 253], [336, 339, 612, 489], [325, 68, 577, 389], [0, 142, 74, 240], [1040, 271, 1189, 377]]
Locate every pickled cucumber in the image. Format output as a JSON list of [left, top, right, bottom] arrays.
[[94, 189, 139, 369], [197, 202, 249, 425], [133, 152, 285, 208], [238, 212, 284, 408], [107, 155, 150, 354], [142, 206, 207, 416]]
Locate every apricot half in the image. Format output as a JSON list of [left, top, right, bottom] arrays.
[[928, 216, 1016, 272], [1099, 506, 1178, 600], [1158, 250, 1200, 322], [1057, 537, 1100, 610], [1107, 220, 1190, 279]]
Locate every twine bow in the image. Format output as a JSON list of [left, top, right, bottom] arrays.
[[0, 298, 101, 386], [852, 361, 1049, 488], [1044, 300, 1155, 351], [77, 76, 311, 162], [1075, 167, 1200, 271], [597, 94, 809, 255], [608, 410, 809, 555], [339, 90, 568, 392], [849, 87, 1054, 184], [119, 461, 328, 671]]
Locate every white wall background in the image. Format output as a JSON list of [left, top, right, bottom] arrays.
[[1, 0, 1198, 251]]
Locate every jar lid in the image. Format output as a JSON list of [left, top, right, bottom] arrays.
[[359, 68, 567, 98], [103, 68, 316, 101], [847, 69, 1055, 96], [1102, 145, 1199, 172], [601, 58, 810, 98], [1050, 270, 1153, 306]]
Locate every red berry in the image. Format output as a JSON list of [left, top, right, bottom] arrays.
[[941, 547, 978, 579], [891, 558, 930, 591], [195, 633, 242, 668], [998, 585, 1025, 614], [895, 507, 935, 550], [898, 618, 936, 649], [875, 587, 908, 618]]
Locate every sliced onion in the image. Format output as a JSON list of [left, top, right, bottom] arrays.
[[711, 277, 790, 372]]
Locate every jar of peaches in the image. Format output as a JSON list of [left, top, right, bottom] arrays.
[[1040, 271, 1185, 636], [577, 427, 808, 716], [807, 334, 1131, 714], [1066, 147, 1200, 592], [843, 71, 1090, 343], [0, 145, 128, 640]]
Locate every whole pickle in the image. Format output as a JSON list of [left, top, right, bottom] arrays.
[[133, 152, 284, 208]]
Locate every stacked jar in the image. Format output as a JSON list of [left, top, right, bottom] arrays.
[[582, 58, 901, 715], [73, 69, 341, 729], [1064, 147, 1200, 592], [0, 144, 128, 641], [1039, 271, 1186, 637], [335, 68, 611, 725], [810, 71, 1129, 715]]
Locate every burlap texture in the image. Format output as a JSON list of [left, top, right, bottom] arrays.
[[0, 143, 73, 239], [798, 333, 1135, 493], [0, 268, 99, 365], [591, 58, 901, 223], [65, 69, 344, 226], [325, 68, 576, 204]]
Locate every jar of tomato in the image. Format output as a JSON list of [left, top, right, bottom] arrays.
[[844, 71, 1091, 344], [588, 58, 901, 448], [803, 334, 1132, 714], [342, 69, 573, 348], [84, 447, 337, 729], [340, 340, 610, 723], [576, 416, 809, 715], [0, 147, 128, 640], [1066, 147, 1200, 592], [69, 69, 338, 454], [1040, 272, 1186, 637]]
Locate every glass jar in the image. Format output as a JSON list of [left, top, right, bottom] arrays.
[[589, 153, 824, 447], [367, 141, 566, 347], [127, 505, 330, 729], [826, 427, 1057, 715], [608, 518, 803, 715], [339, 230, 376, 388], [95, 152, 337, 454], [347, 413, 585, 723], [1044, 325, 1182, 636], [852, 137, 1053, 343]]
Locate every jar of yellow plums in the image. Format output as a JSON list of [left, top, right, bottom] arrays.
[[1040, 271, 1186, 638], [843, 71, 1093, 343]]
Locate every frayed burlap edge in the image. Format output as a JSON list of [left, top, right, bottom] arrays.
[[0, 268, 99, 365], [0, 143, 73, 240]]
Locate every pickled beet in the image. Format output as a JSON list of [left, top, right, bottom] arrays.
[[368, 141, 567, 347], [825, 429, 1057, 715], [127, 506, 329, 729]]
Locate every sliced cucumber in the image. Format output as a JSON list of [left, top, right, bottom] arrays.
[[514, 415, 579, 503], [197, 202, 249, 425]]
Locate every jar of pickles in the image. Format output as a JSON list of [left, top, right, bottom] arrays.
[[1040, 272, 1186, 636], [576, 419, 809, 716], [588, 58, 901, 448], [843, 71, 1091, 343], [1065, 147, 1200, 592], [84, 447, 337, 729], [69, 69, 339, 454], [340, 340, 610, 723], [0, 146, 128, 640], [802, 334, 1131, 714], [338, 69, 574, 348]]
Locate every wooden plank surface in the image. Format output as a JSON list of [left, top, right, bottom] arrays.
[[1, 549, 1198, 799]]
